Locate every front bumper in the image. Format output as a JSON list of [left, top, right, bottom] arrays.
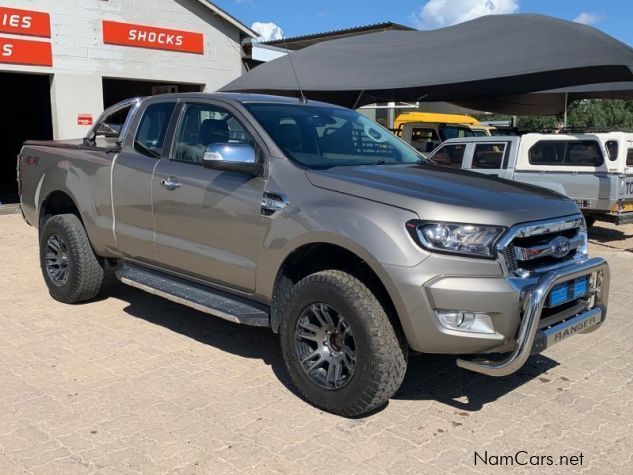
[[384, 255, 609, 376], [457, 257, 609, 377]]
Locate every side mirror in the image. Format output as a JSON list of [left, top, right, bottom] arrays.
[[202, 143, 262, 176]]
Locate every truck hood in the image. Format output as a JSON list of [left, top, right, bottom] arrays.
[[305, 164, 580, 227]]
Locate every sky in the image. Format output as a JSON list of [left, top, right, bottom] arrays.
[[213, 0, 633, 46]]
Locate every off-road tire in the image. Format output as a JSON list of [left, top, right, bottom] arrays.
[[39, 213, 108, 304], [280, 270, 408, 417]]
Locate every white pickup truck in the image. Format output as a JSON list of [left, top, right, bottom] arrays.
[[427, 132, 633, 226]]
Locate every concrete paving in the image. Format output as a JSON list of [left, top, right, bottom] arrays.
[[0, 214, 631, 474]]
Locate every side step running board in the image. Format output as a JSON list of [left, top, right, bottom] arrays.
[[116, 264, 270, 327]]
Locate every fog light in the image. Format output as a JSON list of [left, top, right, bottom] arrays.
[[435, 310, 495, 334]]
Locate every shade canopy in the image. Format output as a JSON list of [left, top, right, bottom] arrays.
[[221, 14, 633, 108], [452, 82, 633, 115]]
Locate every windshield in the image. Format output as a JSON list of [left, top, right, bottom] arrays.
[[244, 103, 423, 168]]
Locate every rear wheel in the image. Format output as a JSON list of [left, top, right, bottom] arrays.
[[280, 270, 407, 417], [39, 214, 110, 303]]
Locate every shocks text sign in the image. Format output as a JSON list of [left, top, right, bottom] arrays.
[[102, 20, 204, 54]]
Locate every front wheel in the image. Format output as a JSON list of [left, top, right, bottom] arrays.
[[280, 270, 407, 417]]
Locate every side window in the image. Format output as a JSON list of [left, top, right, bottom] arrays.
[[440, 126, 474, 141], [529, 141, 604, 167], [134, 102, 176, 158], [173, 103, 256, 164], [627, 148, 633, 167], [411, 127, 440, 153], [472, 143, 507, 169], [605, 140, 618, 161], [431, 143, 466, 168]]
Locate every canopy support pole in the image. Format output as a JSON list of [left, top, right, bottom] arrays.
[[563, 92, 568, 128], [352, 90, 365, 109]]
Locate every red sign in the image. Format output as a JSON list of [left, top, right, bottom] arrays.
[[0, 37, 52, 66], [0, 7, 50, 38], [77, 114, 93, 126], [102, 20, 204, 54]]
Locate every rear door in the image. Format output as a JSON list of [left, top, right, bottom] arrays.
[[464, 141, 513, 179], [111, 99, 177, 262]]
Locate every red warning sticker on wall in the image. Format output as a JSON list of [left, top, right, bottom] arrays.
[[77, 114, 93, 126]]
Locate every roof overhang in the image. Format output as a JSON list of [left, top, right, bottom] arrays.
[[194, 0, 258, 39]]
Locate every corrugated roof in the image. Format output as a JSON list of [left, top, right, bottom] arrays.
[[261, 22, 414, 49]]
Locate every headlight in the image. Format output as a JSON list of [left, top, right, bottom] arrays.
[[406, 220, 505, 258]]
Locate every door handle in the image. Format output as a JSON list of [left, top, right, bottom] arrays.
[[160, 177, 181, 190]]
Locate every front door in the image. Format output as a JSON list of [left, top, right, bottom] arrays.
[[151, 101, 267, 293]]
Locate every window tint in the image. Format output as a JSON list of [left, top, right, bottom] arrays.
[[431, 144, 466, 169], [411, 127, 441, 153], [174, 103, 255, 164], [134, 102, 176, 158], [472, 143, 506, 169], [627, 148, 633, 167], [528, 141, 603, 167]]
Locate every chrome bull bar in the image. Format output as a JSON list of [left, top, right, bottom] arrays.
[[456, 257, 610, 377]]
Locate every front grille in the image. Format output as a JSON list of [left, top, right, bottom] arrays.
[[500, 216, 586, 275]]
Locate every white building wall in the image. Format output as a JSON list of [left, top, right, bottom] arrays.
[[0, 0, 246, 138]]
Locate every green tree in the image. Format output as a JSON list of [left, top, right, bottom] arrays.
[[474, 99, 633, 130]]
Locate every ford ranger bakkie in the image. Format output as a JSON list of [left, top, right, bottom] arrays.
[[18, 93, 610, 416]]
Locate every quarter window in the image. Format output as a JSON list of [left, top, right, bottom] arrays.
[[528, 141, 604, 167], [173, 103, 255, 164], [134, 102, 176, 158], [92, 104, 133, 147], [627, 148, 633, 167], [431, 143, 466, 169], [472, 143, 507, 169]]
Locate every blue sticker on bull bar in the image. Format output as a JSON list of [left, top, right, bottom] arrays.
[[549, 276, 589, 307]]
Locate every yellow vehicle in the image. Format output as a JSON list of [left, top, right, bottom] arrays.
[[393, 112, 494, 153], [393, 112, 480, 131]]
